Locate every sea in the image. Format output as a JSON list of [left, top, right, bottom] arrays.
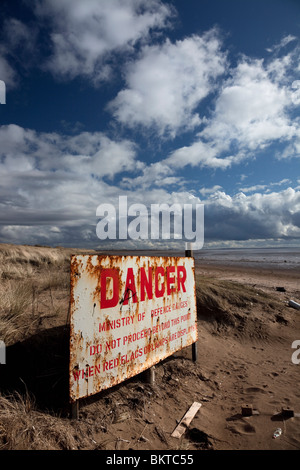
[[101, 246, 300, 271], [194, 247, 300, 271]]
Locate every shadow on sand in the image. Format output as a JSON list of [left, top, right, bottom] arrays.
[[0, 325, 70, 413]]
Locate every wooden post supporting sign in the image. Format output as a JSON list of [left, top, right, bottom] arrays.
[[185, 243, 197, 363]]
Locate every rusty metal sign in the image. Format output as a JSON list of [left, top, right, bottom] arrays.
[[69, 255, 197, 402]]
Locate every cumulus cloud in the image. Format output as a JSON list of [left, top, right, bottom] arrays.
[[1, 6, 299, 250], [0, 124, 138, 177], [32, 0, 174, 83], [205, 58, 297, 147], [0, 125, 141, 243], [120, 161, 184, 190], [164, 41, 300, 171], [108, 29, 227, 136], [165, 140, 240, 169], [199, 185, 222, 196], [1, 122, 299, 249], [203, 188, 300, 242]]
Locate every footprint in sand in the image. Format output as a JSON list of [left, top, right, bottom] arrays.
[[228, 420, 256, 435], [269, 372, 279, 378], [244, 387, 267, 394]]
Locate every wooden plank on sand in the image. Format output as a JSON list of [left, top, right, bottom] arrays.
[[171, 402, 202, 438]]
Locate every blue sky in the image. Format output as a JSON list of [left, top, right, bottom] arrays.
[[0, 0, 299, 250]]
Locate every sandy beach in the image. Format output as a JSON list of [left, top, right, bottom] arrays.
[[193, 259, 300, 450], [0, 243, 299, 451]]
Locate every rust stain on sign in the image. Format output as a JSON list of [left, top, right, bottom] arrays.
[[69, 255, 198, 402]]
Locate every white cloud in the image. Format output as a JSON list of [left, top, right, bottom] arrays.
[[291, 80, 300, 105], [240, 179, 291, 194], [108, 29, 227, 136], [33, 0, 174, 83], [240, 174, 248, 182], [277, 134, 300, 160], [165, 140, 241, 170], [0, 54, 17, 89], [1, 13, 299, 249], [164, 43, 300, 170], [204, 58, 296, 147], [0, 124, 138, 178], [0, 18, 39, 87], [266, 34, 297, 53], [1, 123, 299, 247], [239, 184, 268, 194], [204, 188, 300, 242], [3, 18, 37, 55], [199, 185, 222, 196], [0, 125, 141, 238], [120, 161, 184, 190]]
